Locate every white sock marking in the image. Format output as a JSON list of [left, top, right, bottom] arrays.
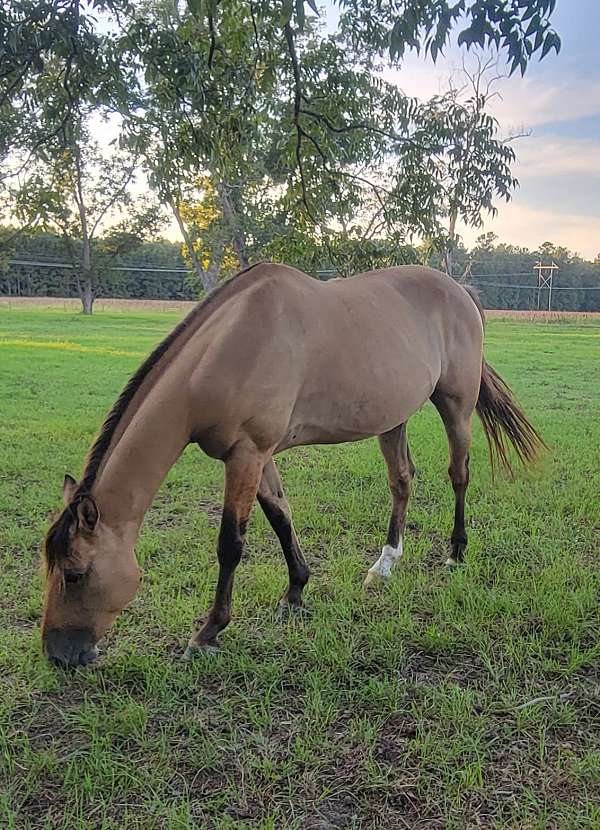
[[366, 540, 403, 581]]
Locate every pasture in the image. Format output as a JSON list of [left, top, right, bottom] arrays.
[[1, 306, 599, 829]]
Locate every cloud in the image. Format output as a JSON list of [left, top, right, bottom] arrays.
[[491, 75, 600, 132], [383, 52, 600, 133], [512, 136, 600, 178], [459, 202, 600, 260]]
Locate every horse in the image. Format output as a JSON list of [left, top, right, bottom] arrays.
[[41, 263, 544, 667]]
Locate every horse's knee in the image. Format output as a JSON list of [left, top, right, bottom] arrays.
[[448, 459, 469, 491]]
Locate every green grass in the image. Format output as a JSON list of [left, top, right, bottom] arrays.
[[1, 307, 599, 829]]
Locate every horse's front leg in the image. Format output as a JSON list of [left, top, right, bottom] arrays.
[[185, 443, 266, 657]]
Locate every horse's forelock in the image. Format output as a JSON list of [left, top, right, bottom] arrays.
[[44, 509, 76, 572]]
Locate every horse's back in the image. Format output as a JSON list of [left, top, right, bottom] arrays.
[[324, 264, 484, 362]]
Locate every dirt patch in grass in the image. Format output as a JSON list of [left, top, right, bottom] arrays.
[[197, 499, 223, 527], [145, 489, 223, 530]]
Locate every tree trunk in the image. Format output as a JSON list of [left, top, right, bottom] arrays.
[[205, 261, 220, 290], [444, 246, 454, 277], [205, 241, 224, 291], [70, 140, 96, 314], [444, 211, 458, 277], [169, 199, 215, 293], [80, 275, 94, 315], [216, 183, 249, 269], [79, 228, 94, 313]]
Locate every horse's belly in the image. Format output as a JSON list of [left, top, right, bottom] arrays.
[[279, 370, 435, 449]]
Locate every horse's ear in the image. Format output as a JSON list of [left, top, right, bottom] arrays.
[[77, 496, 99, 533], [63, 474, 78, 504]]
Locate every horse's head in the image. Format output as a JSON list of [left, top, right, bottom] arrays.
[[41, 475, 141, 667]]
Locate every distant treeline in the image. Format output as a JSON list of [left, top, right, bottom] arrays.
[[2, 229, 599, 311], [2, 232, 197, 300], [451, 237, 600, 313]]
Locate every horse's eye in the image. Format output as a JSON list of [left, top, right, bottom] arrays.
[[64, 569, 88, 585]]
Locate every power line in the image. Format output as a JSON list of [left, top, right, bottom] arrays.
[[8, 259, 190, 274], [112, 266, 188, 273], [471, 281, 600, 291], [469, 272, 537, 278], [10, 259, 74, 268], [6, 259, 600, 291]]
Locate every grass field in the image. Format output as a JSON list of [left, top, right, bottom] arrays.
[[1, 307, 599, 829]]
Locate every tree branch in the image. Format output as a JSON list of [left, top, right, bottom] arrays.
[[89, 164, 136, 239], [283, 21, 317, 223]]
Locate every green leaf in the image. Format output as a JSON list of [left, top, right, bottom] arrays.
[[540, 31, 558, 59], [524, 13, 541, 38]]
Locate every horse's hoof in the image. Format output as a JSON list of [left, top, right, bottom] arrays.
[[445, 557, 464, 568], [363, 569, 385, 588], [276, 602, 309, 622], [182, 643, 219, 661]]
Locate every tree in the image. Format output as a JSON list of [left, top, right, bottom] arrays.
[[115, 0, 561, 281], [114, 0, 272, 289], [286, 0, 560, 223], [177, 176, 241, 288], [19, 122, 162, 313], [118, 2, 417, 282], [337, 1, 560, 71], [0, 227, 195, 299], [388, 57, 524, 276], [0, 1, 121, 251]]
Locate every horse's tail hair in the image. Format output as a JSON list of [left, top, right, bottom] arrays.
[[463, 285, 547, 475], [476, 360, 547, 475]]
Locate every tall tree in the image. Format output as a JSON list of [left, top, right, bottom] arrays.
[[20, 122, 162, 313], [118, 2, 417, 282], [393, 58, 522, 276], [0, 0, 119, 250]]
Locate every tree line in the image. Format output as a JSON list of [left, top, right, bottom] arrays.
[[3, 226, 599, 311]]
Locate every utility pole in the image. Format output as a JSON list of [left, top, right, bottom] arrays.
[[534, 261, 559, 311]]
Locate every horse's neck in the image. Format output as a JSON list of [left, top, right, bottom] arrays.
[[92, 380, 191, 530]]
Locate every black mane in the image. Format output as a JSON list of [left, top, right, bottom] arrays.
[[44, 263, 262, 570]]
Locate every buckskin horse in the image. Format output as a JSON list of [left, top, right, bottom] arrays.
[[42, 263, 544, 666]]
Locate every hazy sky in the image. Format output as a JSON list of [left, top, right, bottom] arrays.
[[375, 0, 600, 258]]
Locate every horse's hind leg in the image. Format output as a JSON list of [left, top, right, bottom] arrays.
[[185, 443, 266, 656], [431, 392, 473, 566], [257, 458, 310, 616], [364, 423, 415, 586]]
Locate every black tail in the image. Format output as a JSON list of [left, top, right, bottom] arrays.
[[476, 360, 547, 475], [463, 284, 547, 475]]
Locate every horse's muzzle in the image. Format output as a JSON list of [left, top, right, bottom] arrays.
[[43, 627, 99, 668]]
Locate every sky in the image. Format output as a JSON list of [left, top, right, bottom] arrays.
[[374, 0, 600, 259]]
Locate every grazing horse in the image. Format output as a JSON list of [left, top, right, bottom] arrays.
[[42, 263, 544, 666]]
